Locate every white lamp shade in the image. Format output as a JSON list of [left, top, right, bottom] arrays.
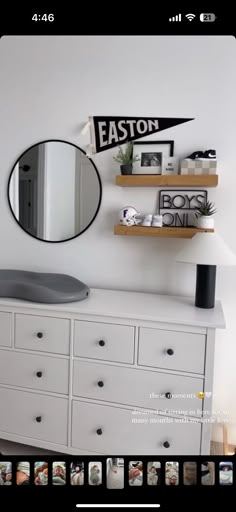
[[175, 232, 236, 266]]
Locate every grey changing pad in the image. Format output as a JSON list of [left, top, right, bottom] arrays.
[[0, 270, 90, 304]]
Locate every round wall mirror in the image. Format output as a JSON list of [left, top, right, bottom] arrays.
[[8, 140, 102, 242]]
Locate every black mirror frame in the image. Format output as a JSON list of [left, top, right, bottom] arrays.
[[7, 139, 102, 244]]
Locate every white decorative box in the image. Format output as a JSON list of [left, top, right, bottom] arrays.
[[180, 159, 217, 175], [162, 157, 179, 175]]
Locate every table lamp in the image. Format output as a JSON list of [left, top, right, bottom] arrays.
[[175, 232, 236, 309]]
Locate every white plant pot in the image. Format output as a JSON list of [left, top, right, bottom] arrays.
[[197, 216, 214, 229]]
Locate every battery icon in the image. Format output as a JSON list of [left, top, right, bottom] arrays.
[[200, 13, 216, 22]]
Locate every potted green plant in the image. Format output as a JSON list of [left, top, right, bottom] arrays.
[[195, 201, 217, 229], [113, 143, 140, 175]]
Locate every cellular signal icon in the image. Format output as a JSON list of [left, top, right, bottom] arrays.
[[169, 13, 182, 22]]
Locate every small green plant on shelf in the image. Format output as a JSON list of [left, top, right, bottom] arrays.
[[195, 201, 217, 217], [195, 201, 217, 229], [113, 143, 140, 175]]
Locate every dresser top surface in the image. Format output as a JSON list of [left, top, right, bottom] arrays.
[[0, 288, 225, 329]]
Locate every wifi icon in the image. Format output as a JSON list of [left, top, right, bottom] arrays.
[[185, 13, 196, 21]]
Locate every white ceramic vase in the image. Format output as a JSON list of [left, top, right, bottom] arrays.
[[197, 216, 214, 229]]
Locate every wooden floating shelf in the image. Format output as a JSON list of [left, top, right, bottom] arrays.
[[114, 225, 214, 239], [116, 174, 218, 187]]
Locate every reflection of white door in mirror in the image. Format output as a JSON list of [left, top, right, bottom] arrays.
[[37, 144, 46, 239], [18, 146, 39, 237], [8, 140, 102, 243], [42, 142, 77, 241]]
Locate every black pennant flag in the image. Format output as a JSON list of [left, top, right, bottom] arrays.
[[90, 116, 194, 153]]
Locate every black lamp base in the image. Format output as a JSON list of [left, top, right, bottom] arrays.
[[195, 264, 216, 309]]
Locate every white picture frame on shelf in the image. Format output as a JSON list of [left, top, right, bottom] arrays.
[[132, 141, 174, 175], [162, 156, 179, 175]]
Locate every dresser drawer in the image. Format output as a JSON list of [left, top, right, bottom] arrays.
[[72, 400, 201, 455], [74, 321, 134, 364], [138, 328, 206, 374], [0, 312, 12, 347], [15, 314, 70, 355], [73, 360, 203, 417], [0, 350, 69, 395], [0, 388, 68, 445]]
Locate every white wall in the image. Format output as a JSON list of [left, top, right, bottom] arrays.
[[0, 36, 236, 443]]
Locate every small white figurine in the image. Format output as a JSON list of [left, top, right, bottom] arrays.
[[152, 214, 163, 227], [142, 214, 153, 227]]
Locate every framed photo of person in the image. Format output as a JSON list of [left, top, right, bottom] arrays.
[[132, 141, 174, 175]]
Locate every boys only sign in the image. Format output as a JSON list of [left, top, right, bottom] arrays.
[[159, 189, 208, 227], [89, 116, 194, 153]]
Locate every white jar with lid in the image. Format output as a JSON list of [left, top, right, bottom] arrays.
[[152, 214, 163, 227], [142, 214, 153, 227]]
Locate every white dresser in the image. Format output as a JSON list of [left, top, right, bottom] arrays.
[[0, 289, 225, 455]]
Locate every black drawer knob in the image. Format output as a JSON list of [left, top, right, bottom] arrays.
[[96, 428, 103, 435], [163, 441, 170, 448], [98, 339, 105, 347], [165, 392, 172, 399], [97, 380, 104, 388], [36, 371, 43, 378], [167, 348, 174, 355], [37, 332, 43, 339], [35, 416, 42, 423]]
